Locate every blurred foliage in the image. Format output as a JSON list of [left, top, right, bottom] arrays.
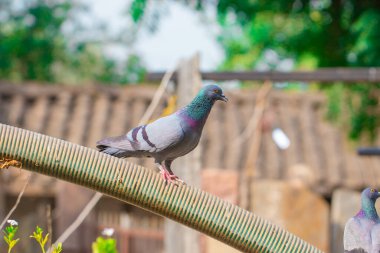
[[347, 84, 380, 141], [131, 0, 380, 141], [213, 1, 380, 69], [92, 237, 118, 253], [130, 0, 147, 23], [326, 83, 380, 141], [326, 83, 344, 123], [0, 0, 145, 85]]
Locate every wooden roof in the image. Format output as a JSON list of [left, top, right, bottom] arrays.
[[0, 83, 379, 196]]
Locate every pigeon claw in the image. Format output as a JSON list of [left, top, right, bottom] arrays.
[[168, 174, 185, 185], [160, 170, 185, 185]]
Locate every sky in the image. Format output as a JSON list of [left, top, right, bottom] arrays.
[[87, 0, 223, 71]]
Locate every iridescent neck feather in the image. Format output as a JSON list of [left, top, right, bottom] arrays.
[[357, 196, 379, 220], [179, 90, 214, 128]]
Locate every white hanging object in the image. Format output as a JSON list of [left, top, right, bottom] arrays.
[[272, 128, 290, 150]]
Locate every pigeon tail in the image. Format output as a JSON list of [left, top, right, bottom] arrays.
[[96, 135, 136, 157], [98, 146, 129, 158]]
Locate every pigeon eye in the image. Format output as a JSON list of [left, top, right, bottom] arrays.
[[213, 89, 219, 94], [371, 189, 375, 193]]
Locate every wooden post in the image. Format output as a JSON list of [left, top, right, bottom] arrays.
[[239, 82, 272, 210], [165, 54, 202, 253]]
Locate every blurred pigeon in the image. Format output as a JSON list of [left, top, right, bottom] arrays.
[[344, 187, 380, 253], [96, 84, 228, 183]]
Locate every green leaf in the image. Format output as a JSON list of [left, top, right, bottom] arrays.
[[9, 238, 20, 249], [4, 235, 10, 245], [30, 225, 44, 242], [42, 233, 49, 247], [92, 236, 118, 253], [36, 226, 43, 235], [8, 232, 15, 241], [130, 0, 147, 23], [52, 243, 63, 253]]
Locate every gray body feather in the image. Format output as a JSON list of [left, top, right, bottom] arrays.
[[96, 113, 201, 163], [344, 217, 380, 253]]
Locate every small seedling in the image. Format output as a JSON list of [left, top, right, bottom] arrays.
[[92, 228, 118, 253], [3, 220, 20, 253], [2, 222, 63, 253], [30, 226, 49, 253], [52, 243, 63, 253]]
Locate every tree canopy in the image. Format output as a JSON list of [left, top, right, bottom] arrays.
[[131, 0, 380, 141], [0, 0, 145, 84]]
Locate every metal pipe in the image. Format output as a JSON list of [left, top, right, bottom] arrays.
[[357, 147, 380, 156], [146, 68, 380, 83], [0, 124, 324, 253]]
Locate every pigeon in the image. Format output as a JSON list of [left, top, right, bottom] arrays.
[[96, 84, 228, 183], [344, 187, 380, 253]]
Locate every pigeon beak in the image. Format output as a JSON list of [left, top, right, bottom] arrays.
[[219, 94, 228, 102]]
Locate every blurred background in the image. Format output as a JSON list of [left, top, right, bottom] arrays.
[[0, 0, 380, 253]]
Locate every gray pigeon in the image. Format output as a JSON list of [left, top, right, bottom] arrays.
[[344, 187, 380, 253], [96, 84, 228, 183]]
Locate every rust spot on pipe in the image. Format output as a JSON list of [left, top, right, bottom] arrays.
[[0, 158, 22, 170]]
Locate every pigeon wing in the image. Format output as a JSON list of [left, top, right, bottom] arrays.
[[125, 114, 185, 153]]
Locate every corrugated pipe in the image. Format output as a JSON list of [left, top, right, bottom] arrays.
[[0, 124, 324, 253]]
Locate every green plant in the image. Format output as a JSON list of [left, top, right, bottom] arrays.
[[92, 236, 118, 253], [2, 220, 20, 253], [30, 226, 49, 253], [3, 221, 63, 253], [52, 243, 63, 253]]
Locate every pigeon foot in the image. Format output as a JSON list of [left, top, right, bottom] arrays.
[[160, 170, 185, 185], [168, 174, 185, 184]]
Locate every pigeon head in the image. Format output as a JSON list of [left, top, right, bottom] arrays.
[[362, 187, 380, 201], [180, 84, 227, 127], [201, 84, 228, 102], [357, 187, 380, 220]]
